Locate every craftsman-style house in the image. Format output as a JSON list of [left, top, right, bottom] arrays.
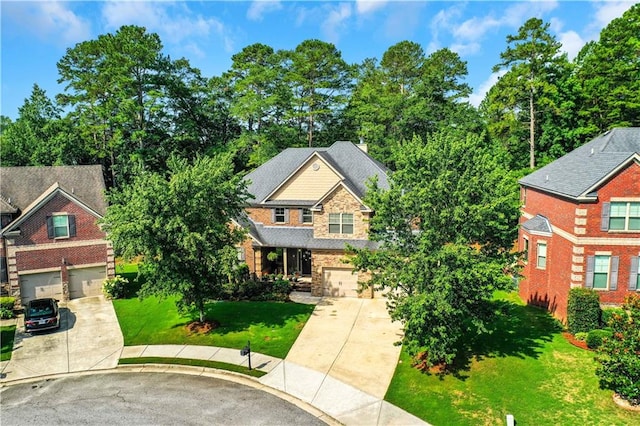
[[236, 141, 388, 297], [0, 165, 114, 305], [518, 128, 640, 321]]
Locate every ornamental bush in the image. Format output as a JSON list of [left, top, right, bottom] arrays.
[[0, 296, 16, 312], [586, 329, 612, 349], [102, 276, 130, 299], [595, 294, 640, 405], [567, 288, 601, 334]]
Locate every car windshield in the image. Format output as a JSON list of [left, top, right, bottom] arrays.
[[27, 301, 55, 319]]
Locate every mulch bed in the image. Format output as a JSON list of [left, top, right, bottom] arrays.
[[186, 320, 220, 335], [562, 332, 590, 351]]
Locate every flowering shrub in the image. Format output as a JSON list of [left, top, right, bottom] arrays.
[[102, 276, 129, 299]]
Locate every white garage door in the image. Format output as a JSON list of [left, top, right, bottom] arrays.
[[19, 271, 63, 305], [322, 268, 359, 297], [69, 266, 106, 299]]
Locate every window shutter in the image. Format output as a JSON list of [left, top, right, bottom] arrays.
[[69, 215, 76, 237], [630, 257, 639, 291], [47, 216, 54, 239], [585, 255, 595, 288], [609, 256, 619, 290], [298, 209, 303, 223], [284, 209, 289, 223], [271, 209, 276, 223], [601, 202, 610, 231]]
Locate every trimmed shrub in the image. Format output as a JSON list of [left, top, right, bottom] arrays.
[[0, 308, 14, 319], [0, 296, 16, 311], [102, 276, 130, 299], [567, 288, 601, 334], [586, 329, 612, 349]]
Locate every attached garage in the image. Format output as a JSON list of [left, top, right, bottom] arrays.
[[69, 266, 106, 299], [19, 271, 63, 305], [322, 267, 359, 297]]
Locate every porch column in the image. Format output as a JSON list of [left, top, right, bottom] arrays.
[[283, 249, 288, 276]]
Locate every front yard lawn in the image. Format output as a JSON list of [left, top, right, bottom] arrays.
[[385, 291, 638, 425], [112, 296, 314, 359], [1, 325, 16, 361]]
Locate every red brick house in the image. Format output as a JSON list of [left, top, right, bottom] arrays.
[[518, 128, 640, 321], [0, 165, 114, 305], [236, 141, 388, 297]]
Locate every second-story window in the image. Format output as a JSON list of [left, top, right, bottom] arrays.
[[301, 208, 313, 224], [609, 202, 640, 231], [273, 208, 287, 223], [329, 213, 353, 234], [47, 214, 76, 239]]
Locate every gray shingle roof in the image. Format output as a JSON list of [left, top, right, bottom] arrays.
[[519, 128, 640, 200], [244, 141, 389, 205], [522, 215, 552, 234], [0, 165, 107, 215], [250, 224, 379, 250]]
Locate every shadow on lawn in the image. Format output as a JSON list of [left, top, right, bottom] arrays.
[[192, 300, 315, 334], [446, 300, 562, 379]]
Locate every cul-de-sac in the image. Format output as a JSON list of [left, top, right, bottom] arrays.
[[1, 2, 639, 425]]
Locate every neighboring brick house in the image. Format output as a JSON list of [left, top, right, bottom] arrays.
[[0, 165, 115, 305], [518, 128, 640, 321], [235, 141, 388, 297]]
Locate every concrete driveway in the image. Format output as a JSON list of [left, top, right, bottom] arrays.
[[284, 297, 403, 399], [1, 296, 123, 382]]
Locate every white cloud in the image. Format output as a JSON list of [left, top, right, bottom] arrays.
[[247, 1, 283, 22], [591, 0, 633, 29], [3, 1, 91, 46], [321, 3, 353, 43], [450, 42, 481, 57], [101, 1, 235, 52], [558, 30, 585, 60], [468, 70, 506, 107], [355, 0, 387, 15]]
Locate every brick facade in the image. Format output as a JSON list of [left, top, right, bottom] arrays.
[[4, 192, 114, 302], [519, 161, 640, 322]]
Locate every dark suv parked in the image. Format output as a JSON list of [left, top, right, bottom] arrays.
[[24, 298, 61, 332]]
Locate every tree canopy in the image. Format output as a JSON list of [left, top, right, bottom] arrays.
[[349, 131, 521, 366], [101, 154, 249, 321]]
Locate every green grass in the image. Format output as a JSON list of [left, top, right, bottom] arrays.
[[385, 292, 638, 425], [119, 357, 266, 378], [112, 296, 314, 359], [1, 325, 16, 361]]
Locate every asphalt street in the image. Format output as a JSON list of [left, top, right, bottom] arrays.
[[0, 372, 327, 425]]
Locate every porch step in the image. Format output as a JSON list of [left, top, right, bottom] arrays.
[[292, 282, 312, 292]]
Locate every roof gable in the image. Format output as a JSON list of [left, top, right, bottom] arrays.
[[0, 165, 107, 214], [267, 152, 343, 202], [519, 128, 640, 200], [244, 141, 389, 205]]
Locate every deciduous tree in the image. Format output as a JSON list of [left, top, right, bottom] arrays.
[[350, 131, 520, 367], [101, 154, 249, 322]]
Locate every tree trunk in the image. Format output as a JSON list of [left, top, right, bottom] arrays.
[[308, 113, 314, 147], [529, 89, 535, 169]]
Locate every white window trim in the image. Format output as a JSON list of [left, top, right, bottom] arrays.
[[592, 254, 611, 290], [522, 236, 529, 264], [52, 213, 70, 239], [536, 241, 547, 270], [329, 213, 354, 234], [608, 200, 640, 232], [274, 208, 286, 224]]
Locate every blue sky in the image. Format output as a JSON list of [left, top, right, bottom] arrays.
[[1, 1, 635, 120]]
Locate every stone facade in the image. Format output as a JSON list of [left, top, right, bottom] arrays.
[[313, 186, 370, 240], [310, 250, 373, 298]]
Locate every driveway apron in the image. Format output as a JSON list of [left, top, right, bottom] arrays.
[[284, 297, 403, 399], [1, 296, 123, 382]]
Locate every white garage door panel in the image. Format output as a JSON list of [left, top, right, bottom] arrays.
[[69, 266, 106, 299], [20, 272, 63, 305], [322, 268, 358, 297]]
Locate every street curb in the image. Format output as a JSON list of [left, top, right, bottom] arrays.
[[0, 365, 343, 426]]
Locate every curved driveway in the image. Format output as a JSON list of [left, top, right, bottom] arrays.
[[0, 372, 327, 425]]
